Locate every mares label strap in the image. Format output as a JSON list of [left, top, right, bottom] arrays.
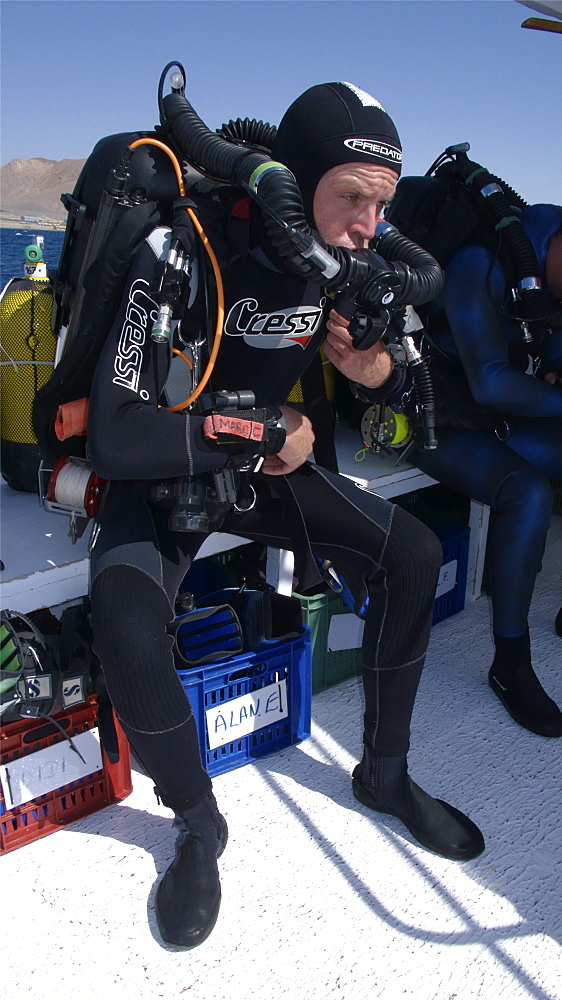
[[203, 408, 268, 444]]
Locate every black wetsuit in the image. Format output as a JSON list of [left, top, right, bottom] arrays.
[[88, 206, 442, 810]]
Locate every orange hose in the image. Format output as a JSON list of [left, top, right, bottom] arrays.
[[172, 347, 193, 369], [128, 137, 225, 410]]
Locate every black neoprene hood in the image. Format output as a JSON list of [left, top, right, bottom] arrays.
[[271, 81, 402, 222]]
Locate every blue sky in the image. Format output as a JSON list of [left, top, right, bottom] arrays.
[[1, 0, 560, 205]]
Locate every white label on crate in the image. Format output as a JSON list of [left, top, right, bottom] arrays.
[[435, 559, 458, 599], [0, 727, 103, 810], [205, 679, 288, 751], [327, 613, 364, 652]]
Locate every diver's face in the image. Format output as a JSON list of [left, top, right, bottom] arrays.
[[312, 162, 399, 249], [546, 231, 562, 300]]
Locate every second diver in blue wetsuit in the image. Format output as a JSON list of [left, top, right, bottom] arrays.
[[411, 203, 562, 738]]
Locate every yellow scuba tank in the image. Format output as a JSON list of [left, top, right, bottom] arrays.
[[0, 238, 57, 492]]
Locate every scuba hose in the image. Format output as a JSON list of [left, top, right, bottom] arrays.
[[429, 144, 562, 335], [36, 128, 228, 537], [128, 136, 224, 410], [48, 65, 445, 458], [217, 116, 278, 156], [158, 65, 444, 447], [159, 69, 444, 311]]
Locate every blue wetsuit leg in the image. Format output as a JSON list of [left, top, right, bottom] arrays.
[[413, 420, 562, 638]]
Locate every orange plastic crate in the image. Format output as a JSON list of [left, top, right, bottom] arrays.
[[0, 694, 132, 854]]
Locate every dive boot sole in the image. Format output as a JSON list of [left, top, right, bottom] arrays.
[[352, 775, 485, 862], [489, 672, 562, 738]]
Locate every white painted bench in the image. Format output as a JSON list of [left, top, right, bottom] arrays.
[[0, 427, 490, 616], [0, 479, 249, 615]]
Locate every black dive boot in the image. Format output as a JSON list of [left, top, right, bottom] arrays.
[[488, 631, 562, 737], [155, 791, 228, 948], [352, 744, 485, 861]]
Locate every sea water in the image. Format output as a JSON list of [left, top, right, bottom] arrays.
[[0, 229, 64, 291]]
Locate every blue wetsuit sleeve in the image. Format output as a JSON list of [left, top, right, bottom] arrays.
[[442, 247, 562, 419], [88, 237, 231, 480]]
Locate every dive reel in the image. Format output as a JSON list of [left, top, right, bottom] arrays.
[[360, 404, 412, 453], [41, 456, 106, 543], [335, 291, 437, 452]]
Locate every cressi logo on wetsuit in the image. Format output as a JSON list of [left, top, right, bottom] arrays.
[[209, 247, 328, 406], [224, 297, 325, 350], [113, 278, 158, 397]]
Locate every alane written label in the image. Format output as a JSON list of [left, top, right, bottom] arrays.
[[206, 679, 288, 750]]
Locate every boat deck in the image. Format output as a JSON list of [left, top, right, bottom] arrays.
[[1, 505, 560, 999]]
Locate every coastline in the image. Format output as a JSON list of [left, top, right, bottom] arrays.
[[0, 215, 65, 231]]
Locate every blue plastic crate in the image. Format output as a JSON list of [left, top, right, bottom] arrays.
[[176, 627, 312, 777], [431, 522, 470, 625]]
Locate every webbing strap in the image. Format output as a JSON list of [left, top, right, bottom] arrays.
[[299, 350, 339, 473]]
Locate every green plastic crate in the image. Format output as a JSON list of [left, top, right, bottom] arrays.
[[293, 589, 363, 694]]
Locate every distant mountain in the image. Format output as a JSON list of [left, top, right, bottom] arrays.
[[0, 156, 86, 221]]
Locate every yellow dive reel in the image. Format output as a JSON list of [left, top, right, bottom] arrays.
[[360, 402, 412, 452]]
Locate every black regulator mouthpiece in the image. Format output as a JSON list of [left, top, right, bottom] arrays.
[[336, 249, 404, 313]]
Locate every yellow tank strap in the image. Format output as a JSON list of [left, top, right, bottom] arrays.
[[287, 343, 335, 403]]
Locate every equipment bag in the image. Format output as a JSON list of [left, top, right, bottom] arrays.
[[385, 143, 527, 272], [32, 116, 277, 466], [0, 604, 91, 723], [32, 132, 174, 464], [384, 141, 558, 336], [382, 142, 560, 435]]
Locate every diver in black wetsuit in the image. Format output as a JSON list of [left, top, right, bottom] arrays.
[[87, 82, 485, 950], [411, 204, 562, 738]]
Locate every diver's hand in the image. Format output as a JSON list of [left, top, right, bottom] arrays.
[[324, 307, 393, 387], [261, 406, 315, 476]]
